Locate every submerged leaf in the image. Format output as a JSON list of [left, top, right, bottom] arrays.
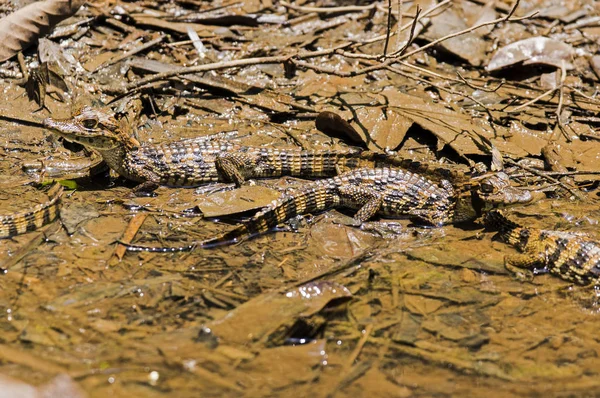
[[206, 281, 352, 346]]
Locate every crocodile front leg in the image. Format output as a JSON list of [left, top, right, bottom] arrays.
[[504, 253, 545, 282], [132, 181, 161, 197]]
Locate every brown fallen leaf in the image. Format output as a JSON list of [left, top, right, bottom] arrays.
[[353, 106, 414, 152], [486, 37, 574, 72], [424, 7, 487, 66], [207, 281, 352, 346], [343, 89, 498, 156], [315, 111, 363, 143], [0, 0, 84, 62], [193, 185, 282, 218]]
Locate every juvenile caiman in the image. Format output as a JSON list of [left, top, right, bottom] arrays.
[[44, 107, 463, 195], [123, 167, 539, 252], [0, 183, 63, 239], [485, 210, 600, 285]]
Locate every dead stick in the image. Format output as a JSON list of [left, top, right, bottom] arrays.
[[17, 52, 28, 81], [325, 324, 375, 398], [345, 324, 374, 368], [280, 1, 375, 13], [396, 0, 404, 52], [106, 43, 353, 95], [382, 0, 393, 56], [505, 159, 586, 201], [396, 1, 536, 60], [505, 84, 563, 113], [356, 0, 450, 48], [94, 35, 165, 73], [113, 213, 147, 261]]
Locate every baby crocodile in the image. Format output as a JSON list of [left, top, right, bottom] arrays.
[[0, 183, 63, 239], [124, 168, 536, 252], [485, 210, 600, 285], [43, 107, 455, 195]]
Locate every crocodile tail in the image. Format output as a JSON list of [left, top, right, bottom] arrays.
[[0, 182, 63, 238], [335, 152, 414, 173], [341, 151, 471, 182], [203, 185, 340, 247], [200, 225, 251, 248], [124, 185, 341, 252]]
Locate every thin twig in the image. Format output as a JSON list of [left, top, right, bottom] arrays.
[[345, 324, 374, 368], [293, 58, 393, 77], [382, 0, 393, 57], [513, 170, 600, 177], [505, 159, 586, 201], [106, 43, 353, 95], [386, 65, 491, 110], [280, 1, 375, 13], [343, 2, 434, 60], [94, 34, 165, 73], [342, 0, 533, 62], [396, 1, 537, 61], [396, 0, 403, 53], [358, 0, 450, 47], [506, 83, 563, 113], [388, 6, 421, 59], [569, 85, 600, 102], [456, 71, 505, 92], [555, 60, 567, 123]]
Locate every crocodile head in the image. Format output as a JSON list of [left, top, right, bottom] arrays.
[[452, 172, 543, 223], [43, 107, 139, 150]]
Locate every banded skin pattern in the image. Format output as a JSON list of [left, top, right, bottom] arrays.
[[124, 167, 535, 253], [0, 183, 63, 239], [125, 167, 451, 252], [485, 210, 600, 285], [43, 107, 451, 194]]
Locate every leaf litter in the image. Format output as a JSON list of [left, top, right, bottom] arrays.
[[1, 0, 600, 396]]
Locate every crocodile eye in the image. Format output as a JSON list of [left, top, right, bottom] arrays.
[[81, 118, 98, 129], [480, 182, 495, 193]]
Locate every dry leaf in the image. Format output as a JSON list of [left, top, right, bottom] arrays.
[[353, 106, 414, 152], [0, 0, 84, 62], [486, 37, 575, 72], [424, 7, 487, 66], [193, 185, 282, 218], [315, 111, 363, 143]]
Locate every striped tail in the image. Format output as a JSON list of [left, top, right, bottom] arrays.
[[124, 185, 341, 253], [338, 152, 472, 183], [0, 182, 63, 238], [259, 149, 471, 182]]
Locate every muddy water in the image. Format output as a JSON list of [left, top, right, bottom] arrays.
[[0, 88, 599, 397]]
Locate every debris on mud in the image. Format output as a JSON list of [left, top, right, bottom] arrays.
[[1, 0, 600, 396]]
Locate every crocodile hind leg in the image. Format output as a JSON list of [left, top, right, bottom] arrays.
[[337, 184, 384, 225], [215, 152, 258, 186]]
